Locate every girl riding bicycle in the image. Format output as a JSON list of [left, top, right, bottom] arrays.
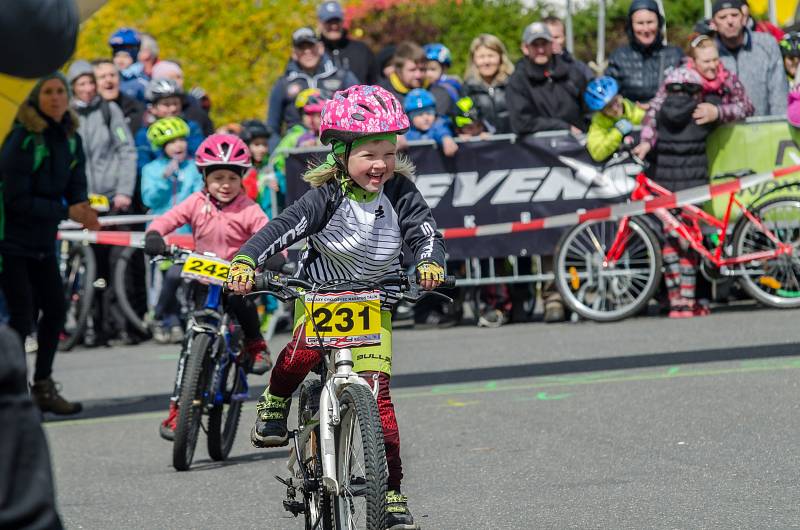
[[144, 133, 274, 440], [227, 85, 446, 530]]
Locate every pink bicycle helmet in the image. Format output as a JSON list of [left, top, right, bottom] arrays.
[[319, 85, 410, 145], [195, 133, 251, 173]]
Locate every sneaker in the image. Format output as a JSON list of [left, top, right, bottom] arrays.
[[543, 300, 566, 323], [31, 378, 82, 415], [386, 490, 420, 530], [251, 391, 290, 447], [152, 324, 171, 344], [243, 338, 272, 375], [668, 306, 694, 319], [169, 325, 184, 344], [694, 300, 711, 317], [477, 308, 506, 328], [159, 402, 178, 441]]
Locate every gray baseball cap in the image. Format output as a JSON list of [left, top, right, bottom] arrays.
[[522, 22, 553, 44], [292, 27, 320, 47], [318, 1, 345, 22]]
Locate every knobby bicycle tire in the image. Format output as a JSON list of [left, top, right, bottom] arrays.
[[299, 379, 333, 530], [334, 384, 387, 530], [173, 332, 211, 471], [732, 195, 800, 308], [207, 355, 244, 462], [113, 246, 150, 335], [59, 244, 97, 351]]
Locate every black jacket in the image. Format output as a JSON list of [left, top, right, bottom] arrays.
[[322, 31, 378, 85], [182, 94, 214, 137], [0, 324, 63, 530], [113, 92, 145, 136], [507, 56, 588, 135], [606, 25, 684, 103], [650, 93, 720, 192], [462, 78, 511, 134], [0, 103, 88, 256]]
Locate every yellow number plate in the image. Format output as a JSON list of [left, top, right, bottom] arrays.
[[304, 291, 381, 348], [88, 194, 110, 212], [180, 254, 231, 286]]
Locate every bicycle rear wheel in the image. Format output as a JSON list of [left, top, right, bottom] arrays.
[[207, 355, 245, 462], [333, 384, 387, 530], [298, 379, 333, 530], [733, 196, 800, 307], [113, 246, 150, 336], [173, 332, 211, 471], [59, 243, 96, 351], [555, 217, 662, 322]]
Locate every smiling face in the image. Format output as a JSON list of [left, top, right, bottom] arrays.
[[347, 139, 397, 193], [72, 74, 96, 104], [38, 78, 69, 122], [94, 62, 120, 101], [293, 42, 324, 71], [472, 45, 501, 81], [205, 168, 243, 203], [631, 9, 659, 47], [320, 18, 343, 41], [693, 44, 720, 81]]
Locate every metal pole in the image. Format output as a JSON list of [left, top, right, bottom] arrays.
[[596, 0, 606, 68], [768, 0, 777, 25], [655, 0, 667, 44], [704, 0, 712, 19], [565, 0, 574, 54]]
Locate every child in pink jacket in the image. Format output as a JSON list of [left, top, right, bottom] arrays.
[[144, 134, 274, 441]]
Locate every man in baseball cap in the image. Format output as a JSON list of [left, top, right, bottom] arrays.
[[712, 0, 787, 115], [316, 0, 377, 84]]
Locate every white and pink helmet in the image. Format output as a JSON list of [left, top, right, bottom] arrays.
[[195, 133, 251, 174], [319, 85, 410, 145]]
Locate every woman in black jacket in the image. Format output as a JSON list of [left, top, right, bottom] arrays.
[[462, 33, 515, 134], [606, 0, 684, 104], [0, 73, 99, 414]]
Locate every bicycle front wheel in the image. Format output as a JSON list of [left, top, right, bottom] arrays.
[[206, 356, 245, 462], [333, 384, 387, 530], [555, 218, 662, 322], [173, 332, 211, 471], [733, 196, 800, 307]]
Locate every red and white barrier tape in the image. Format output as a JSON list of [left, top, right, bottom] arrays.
[[438, 165, 800, 239], [58, 214, 155, 230], [57, 230, 194, 249], [57, 165, 800, 246]]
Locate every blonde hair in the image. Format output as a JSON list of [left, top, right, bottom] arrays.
[[303, 152, 417, 188], [464, 34, 515, 86], [687, 33, 717, 60]]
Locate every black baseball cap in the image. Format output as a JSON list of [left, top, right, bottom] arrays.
[[712, 0, 744, 16]]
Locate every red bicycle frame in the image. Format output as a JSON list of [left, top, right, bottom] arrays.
[[605, 172, 794, 269]]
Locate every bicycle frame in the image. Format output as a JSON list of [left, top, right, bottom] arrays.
[[288, 345, 375, 497], [606, 173, 794, 272]]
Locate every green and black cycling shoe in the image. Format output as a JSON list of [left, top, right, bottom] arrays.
[[250, 391, 291, 448], [386, 490, 421, 530]]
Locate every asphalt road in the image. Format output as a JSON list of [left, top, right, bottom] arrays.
[[41, 304, 800, 529]]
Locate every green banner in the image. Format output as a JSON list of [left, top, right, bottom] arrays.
[[707, 118, 800, 218]]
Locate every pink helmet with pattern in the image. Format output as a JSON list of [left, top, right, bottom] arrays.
[[319, 85, 410, 145], [195, 133, 251, 174]]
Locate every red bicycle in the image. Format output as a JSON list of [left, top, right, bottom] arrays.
[[554, 153, 800, 321]]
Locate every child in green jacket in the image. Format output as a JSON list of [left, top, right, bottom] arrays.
[[585, 76, 645, 162]]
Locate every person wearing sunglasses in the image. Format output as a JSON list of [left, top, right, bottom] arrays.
[[633, 34, 754, 318]]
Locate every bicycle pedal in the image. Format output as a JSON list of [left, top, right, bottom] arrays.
[[282, 499, 304, 516]]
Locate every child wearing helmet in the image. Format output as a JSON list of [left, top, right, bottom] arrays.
[[145, 133, 276, 440], [227, 85, 445, 529], [135, 78, 205, 173], [452, 95, 493, 138], [109, 27, 148, 102], [585, 76, 645, 162], [239, 120, 272, 205], [140, 117, 203, 345], [780, 32, 800, 86], [423, 42, 462, 115], [405, 87, 459, 156]]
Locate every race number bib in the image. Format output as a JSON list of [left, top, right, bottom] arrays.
[[304, 290, 381, 348], [88, 194, 110, 212], [180, 254, 231, 286]]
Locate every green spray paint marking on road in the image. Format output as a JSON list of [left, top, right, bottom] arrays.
[[536, 392, 572, 401], [666, 366, 680, 376], [43, 358, 800, 428]]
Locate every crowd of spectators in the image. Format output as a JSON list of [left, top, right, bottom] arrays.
[[4, 0, 800, 410]]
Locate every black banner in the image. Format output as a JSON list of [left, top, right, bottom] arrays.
[[285, 134, 640, 259]]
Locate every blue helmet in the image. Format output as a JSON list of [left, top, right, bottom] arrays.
[[584, 76, 620, 111], [109, 27, 141, 56], [403, 89, 436, 114], [424, 43, 452, 67]]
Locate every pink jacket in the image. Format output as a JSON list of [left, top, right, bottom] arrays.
[[149, 191, 268, 261]]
